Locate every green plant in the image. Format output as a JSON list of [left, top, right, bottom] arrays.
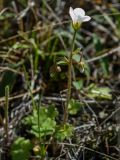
[[55, 123, 73, 141], [86, 83, 112, 100], [22, 105, 73, 158], [23, 104, 73, 139], [23, 105, 58, 139], [68, 99, 83, 115], [10, 137, 32, 160]]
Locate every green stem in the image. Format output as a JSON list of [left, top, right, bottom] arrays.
[[5, 85, 9, 143], [38, 94, 42, 143], [63, 29, 77, 123]]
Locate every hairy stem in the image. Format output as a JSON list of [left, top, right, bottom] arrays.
[[63, 29, 77, 123], [5, 85, 9, 143]]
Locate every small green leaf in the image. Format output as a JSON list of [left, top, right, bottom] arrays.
[[72, 48, 81, 55], [11, 137, 32, 160], [55, 124, 73, 141], [57, 57, 68, 65], [47, 105, 58, 119], [68, 99, 82, 115], [87, 84, 112, 100], [12, 42, 29, 49], [57, 60, 67, 65], [72, 54, 81, 63], [73, 80, 83, 90]]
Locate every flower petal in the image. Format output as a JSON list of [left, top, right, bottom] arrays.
[[69, 7, 77, 22], [82, 16, 91, 22], [73, 8, 85, 17]]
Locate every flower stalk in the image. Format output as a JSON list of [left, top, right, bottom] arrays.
[[5, 85, 9, 143], [63, 29, 77, 123]]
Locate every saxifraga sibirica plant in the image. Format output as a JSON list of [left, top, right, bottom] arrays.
[[63, 7, 91, 123]]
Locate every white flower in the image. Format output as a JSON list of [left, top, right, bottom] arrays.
[[69, 7, 91, 30]]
